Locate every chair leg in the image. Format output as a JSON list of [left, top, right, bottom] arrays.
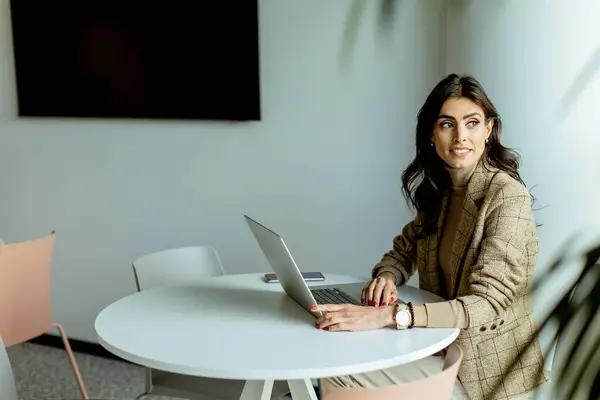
[[51, 322, 89, 399]]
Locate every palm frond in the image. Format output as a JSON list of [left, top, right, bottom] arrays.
[[489, 242, 600, 399], [555, 248, 600, 400]]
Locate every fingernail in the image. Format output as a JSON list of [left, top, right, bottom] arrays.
[[391, 297, 395, 302], [382, 302, 387, 306], [324, 327, 329, 331], [374, 302, 378, 307], [361, 297, 365, 303], [369, 300, 373, 306], [310, 305, 316, 310]]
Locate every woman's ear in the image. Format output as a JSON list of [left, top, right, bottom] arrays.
[[486, 118, 494, 137]]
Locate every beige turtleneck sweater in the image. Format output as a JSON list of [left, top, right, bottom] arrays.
[[423, 164, 476, 329]]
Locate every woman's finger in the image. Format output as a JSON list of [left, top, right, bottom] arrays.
[[318, 313, 349, 330], [367, 277, 385, 306], [315, 311, 337, 327], [361, 282, 371, 304], [315, 314, 324, 325], [325, 322, 346, 332], [366, 279, 378, 305], [311, 304, 345, 313], [392, 286, 398, 303], [379, 283, 397, 306], [372, 278, 387, 307]]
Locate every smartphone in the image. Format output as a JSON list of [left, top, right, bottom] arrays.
[[264, 272, 325, 283]]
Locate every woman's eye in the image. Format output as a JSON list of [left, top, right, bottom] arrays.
[[440, 121, 453, 128], [467, 120, 479, 127]]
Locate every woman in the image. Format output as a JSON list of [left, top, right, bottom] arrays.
[[311, 74, 548, 400]]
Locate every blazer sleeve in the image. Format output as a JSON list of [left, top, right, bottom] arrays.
[[371, 217, 420, 285], [456, 181, 537, 328]]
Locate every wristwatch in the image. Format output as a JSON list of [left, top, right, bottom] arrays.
[[393, 302, 414, 330]]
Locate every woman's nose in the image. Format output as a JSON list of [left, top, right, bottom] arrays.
[[454, 126, 468, 142]]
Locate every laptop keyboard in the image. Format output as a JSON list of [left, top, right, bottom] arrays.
[[311, 288, 360, 305]]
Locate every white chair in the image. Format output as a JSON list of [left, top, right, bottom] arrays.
[[0, 335, 19, 400], [131, 246, 289, 400], [132, 245, 226, 291]]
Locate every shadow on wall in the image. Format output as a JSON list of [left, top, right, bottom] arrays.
[[554, 47, 600, 122], [342, 0, 600, 126]]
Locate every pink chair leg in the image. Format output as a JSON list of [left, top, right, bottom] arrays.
[[51, 322, 89, 399]]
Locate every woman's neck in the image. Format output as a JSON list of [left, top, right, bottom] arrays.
[[446, 162, 477, 188]]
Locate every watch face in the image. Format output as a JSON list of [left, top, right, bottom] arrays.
[[396, 310, 410, 326]]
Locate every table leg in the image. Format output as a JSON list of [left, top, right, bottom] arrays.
[[287, 379, 319, 400], [239, 380, 274, 400]]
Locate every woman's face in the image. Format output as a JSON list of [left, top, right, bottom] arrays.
[[431, 97, 493, 169]]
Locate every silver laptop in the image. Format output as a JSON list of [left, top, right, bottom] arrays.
[[244, 215, 361, 316]]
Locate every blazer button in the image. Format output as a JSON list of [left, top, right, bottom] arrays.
[[479, 326, 486, 332], [491, 324, 497, 330]]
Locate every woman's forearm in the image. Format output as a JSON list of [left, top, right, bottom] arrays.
[[425, 301, 469, 329], [413, 304, 428, 327]]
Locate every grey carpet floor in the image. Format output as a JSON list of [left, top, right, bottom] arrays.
[[6, 342, 291, 400]]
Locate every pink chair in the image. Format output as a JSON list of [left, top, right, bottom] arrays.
[[0, 232, 88, 399], [323, 344, 463, 400]]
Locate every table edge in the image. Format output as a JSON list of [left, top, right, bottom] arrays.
[[96, 328, 460, 380]]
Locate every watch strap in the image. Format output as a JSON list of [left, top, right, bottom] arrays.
[[407, 302, 415, 328]]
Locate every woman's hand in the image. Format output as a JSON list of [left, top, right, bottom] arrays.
[[311, 304, 395, 332], [361, 272, 398, 307]]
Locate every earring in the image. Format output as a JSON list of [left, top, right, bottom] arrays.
[[430, 142, 434, 147]]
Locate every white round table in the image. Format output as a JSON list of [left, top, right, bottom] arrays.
[[95, 273, 459, 400]]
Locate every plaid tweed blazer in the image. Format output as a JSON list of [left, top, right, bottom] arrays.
[[373, 161, 548, 400]]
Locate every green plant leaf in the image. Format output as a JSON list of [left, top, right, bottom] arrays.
[[566, 310, 599, 400], [558, 247, 600, 398]]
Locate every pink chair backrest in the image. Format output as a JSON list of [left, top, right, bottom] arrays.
[[0, 232, 55, 347], [324, 344, 463, 400]]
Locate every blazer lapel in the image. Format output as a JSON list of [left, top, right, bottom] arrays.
[[448, 162, 489, 299]]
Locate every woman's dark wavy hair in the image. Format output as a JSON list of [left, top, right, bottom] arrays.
[[402, 73, 524, 238]]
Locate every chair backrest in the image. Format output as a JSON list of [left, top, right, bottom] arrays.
[[324, 344, 464, 400], [0, 232, 55, 346], [0, 335, 20, 400], [132, 246, 225, 291]]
